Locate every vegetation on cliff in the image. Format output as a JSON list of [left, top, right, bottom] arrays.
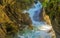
[[44, 0, 60, 38], [0, 0, 33, 38]]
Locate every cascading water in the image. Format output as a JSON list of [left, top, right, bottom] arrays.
[[27, 1, 45, 27], [18, 1, 52, 38]]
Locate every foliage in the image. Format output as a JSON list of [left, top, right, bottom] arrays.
[[16, 0, 34, 10], [45, 0, 60, 20], [44, 0, 60, 38], [0, 0, 33, 38]]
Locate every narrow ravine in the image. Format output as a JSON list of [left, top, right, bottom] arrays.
[[18, 1, 52, 38]]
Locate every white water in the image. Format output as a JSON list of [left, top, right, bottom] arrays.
[[18, 1, 52, 38], [27, 1, 45, 27]]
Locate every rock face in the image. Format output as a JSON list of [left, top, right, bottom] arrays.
[[45, 0, 60, 38], [39, 8, 56, 38], [42, 8, 51, 25]]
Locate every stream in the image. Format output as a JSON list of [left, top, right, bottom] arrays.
[[18, 1, 52, 38]]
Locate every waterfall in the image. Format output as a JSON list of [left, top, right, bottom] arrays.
[[18, 1, 52, 38]]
